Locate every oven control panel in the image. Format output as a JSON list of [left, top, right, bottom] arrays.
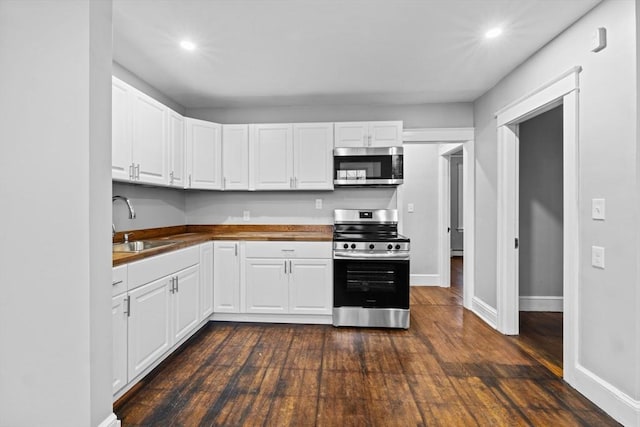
[[333, 241, 410, 252]]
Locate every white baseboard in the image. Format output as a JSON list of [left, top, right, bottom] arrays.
[[519, 296, 563, 312], [570, 364, 640, 426], [410, 274, 441, 286], [98, 413, 120, 427], [212, 313, 332, 324], [471, 296, 497, 329]]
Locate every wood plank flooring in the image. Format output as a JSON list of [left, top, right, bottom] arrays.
[[115, 284, 618, 426]]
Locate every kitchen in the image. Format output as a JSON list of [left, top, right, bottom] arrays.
[[2, 0, 639, 426]]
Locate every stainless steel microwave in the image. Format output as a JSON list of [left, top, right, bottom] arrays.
[[334, 147, 403, 186]]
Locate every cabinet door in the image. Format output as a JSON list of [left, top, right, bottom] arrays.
[[186, 118, 222, 189], [168, 110, 186, 188], [222, 125, 249, 190], [334, 122, 368, 148], [293, 123, 334, 190], [245, 258, 288, 313], [289, 259, 332, 315], [127, 276, 172, 380], [250, 124, 293, 190], [112, 77, 133, 181], [369, 121, 403, 147], [112, 293, 128, 395], [131, 90, 168, 185], [213, 241, 240, 313], [200, 242, 214, 320], [172, 265, 200, 343]]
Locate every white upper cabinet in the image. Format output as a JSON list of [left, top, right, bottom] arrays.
[[250, 123, 294, 190], [111, 76, 169, 185], [335, 121, 403, 147], [185, 118, 222, 190], [168, 110, 185, 188], [112, 78, 133, 181], [222, 124, 249, 190], [293, 123, 334, 190]]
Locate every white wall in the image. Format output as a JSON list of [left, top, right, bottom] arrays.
[[0, 1, 114, 426], [187, 102, 472, 128], [186, 188, 396, 224], [518, 106, 563, 298], [113, 61, 186, 114], [400, 143, 440, 279], [112, 182, 186, 232], [473, 0, 639, 418]]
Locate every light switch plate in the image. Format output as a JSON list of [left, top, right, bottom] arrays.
[[315, 199, 323, 209], [592, 246, 605, 269], [592, 198, 605, 220], [407, 203, 414, 213], [243, 210, 250, 221]]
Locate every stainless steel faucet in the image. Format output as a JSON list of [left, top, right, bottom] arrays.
[[112, 195, 136, 238]]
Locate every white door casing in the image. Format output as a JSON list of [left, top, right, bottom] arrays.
[[495, 67, 581, 386]]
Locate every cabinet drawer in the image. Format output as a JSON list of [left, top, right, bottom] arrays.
[[112, 264, 128, 296], [245, 241, 331, 259], [128, 245, 199, 290]]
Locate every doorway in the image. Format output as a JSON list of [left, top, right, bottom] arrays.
[[495, 67, 580, 383], [516, 106, 564, 374], [449, 150, 464, 297]]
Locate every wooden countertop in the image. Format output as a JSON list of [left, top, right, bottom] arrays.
[[112, 224, 333, 266]]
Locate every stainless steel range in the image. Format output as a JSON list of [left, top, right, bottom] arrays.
[[332, 209, 410, 329]]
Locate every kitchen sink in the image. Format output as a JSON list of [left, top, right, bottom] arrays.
[[113, 240, 177, 253]]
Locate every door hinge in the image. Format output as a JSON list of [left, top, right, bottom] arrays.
[[515, 238, 519, 249]]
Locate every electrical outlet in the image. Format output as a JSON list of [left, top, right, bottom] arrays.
[[407, 203, 414, 213], [591, 246, 605, 269], [243, 211, 250, 221], [315, 199, 323, 209], [592, 198, 605, 220]]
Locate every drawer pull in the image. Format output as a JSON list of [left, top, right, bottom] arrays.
[[112, 280, 123, 286]]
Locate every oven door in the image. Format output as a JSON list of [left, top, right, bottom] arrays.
[[333, 256, 409, 309]]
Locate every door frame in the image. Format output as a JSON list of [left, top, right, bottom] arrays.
[[495, 67, 581, 383], [401, 128, 475, 310]]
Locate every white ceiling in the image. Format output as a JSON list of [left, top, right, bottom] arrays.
[[113, 0, 600, 109]]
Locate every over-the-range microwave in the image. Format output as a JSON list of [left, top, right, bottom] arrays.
[[333, 146, 403, 187]]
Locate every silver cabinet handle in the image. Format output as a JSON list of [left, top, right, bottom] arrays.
[[135, 164, 140, 180], [289, 260, 292, 274], [123, 296, 130, 317], [234, 243, 238, 256], [170, 277, 175, 293], [112, 280, 123, 286], [284, 260, 287, 274], [368, 135, 372, 146], [175, 276, 179, 293], [170, 171, 174, 185], [128, 164, 134, 180], [188, 174, 192, 188]]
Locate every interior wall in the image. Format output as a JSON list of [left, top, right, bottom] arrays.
[[186, 102, 473, 128], [400, 143, 440, 278], [473, 0, 638, 406], [518, 106, 564, 299], [0, 1, 113, 425], [113, 61, 186, 114], [450, 154, 464, 253], [112, 182, 187, 232], [186, 188, 396, 224]]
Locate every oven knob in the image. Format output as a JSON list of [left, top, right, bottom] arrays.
[[369, 244, 375, 250], [351, 244, 356, 249], [343, 243, 349, 249], [387, 244, 393, 250], [395, 244, 401, 250]]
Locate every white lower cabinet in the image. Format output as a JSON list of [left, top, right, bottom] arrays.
[[200, 242, 214, 320], [127, 276, 172, 380], [113, 244, 206, 400], [213, 241, 241, 313], [242, 241, 332, 316]]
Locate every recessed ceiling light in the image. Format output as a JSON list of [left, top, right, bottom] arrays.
[[180, 40, 196, 51], [485, 27, 503, 39]]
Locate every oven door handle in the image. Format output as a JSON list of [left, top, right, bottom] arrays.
[[333, 251, 410, 261]]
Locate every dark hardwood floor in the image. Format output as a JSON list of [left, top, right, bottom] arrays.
[[115, 278, 617, 426]]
